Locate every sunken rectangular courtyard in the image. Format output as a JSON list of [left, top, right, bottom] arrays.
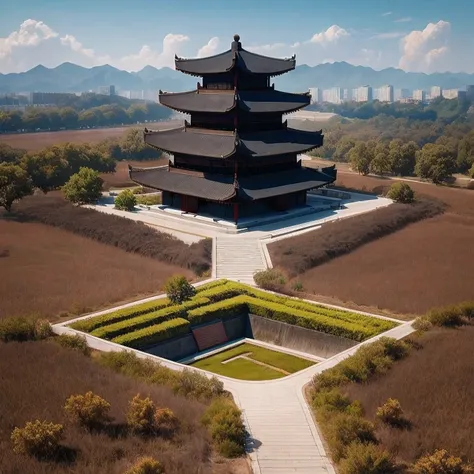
[[65, 280, 398, 381]]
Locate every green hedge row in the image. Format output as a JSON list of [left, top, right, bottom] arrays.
[[187, 296, 249, 325], [224, 282, 393, 332], [112, 317, 191, 349], [70, 297, 171, 333], [91, 297, 210, 340], [189, 294, 395, 341]]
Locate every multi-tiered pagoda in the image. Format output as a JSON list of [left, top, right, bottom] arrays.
[[129, 34, 336, 223]]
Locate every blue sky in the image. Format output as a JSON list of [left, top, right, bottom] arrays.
[[1, 0, 473, 73]]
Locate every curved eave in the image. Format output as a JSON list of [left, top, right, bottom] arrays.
[[144, 125, 237, 159], [238, 90, 310, 114], [174, 49, 296, 77], [159, 90, 236, 114], [174, 50, 235, 77], [129, 165, 237, 201]]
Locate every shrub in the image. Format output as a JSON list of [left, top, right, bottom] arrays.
[[114, 188, 136, 211], [64, 391, 111, 428], [56, 333, 91, 356], [63, 167, 103, 204], [253, 268, 287, 291], [202, 397, 246, 458], [127, 394, 156, 434], [339, 441, 397, 474], [154, 408, 179, 433], [173, 369, 225, 401], [376, 398, 405, 427], [327, 413, 377, 461], [457, 301, 474, 320], [135, 194, 162, 206], [34, 319, 53, 339], [312, 388, 353, 413], [413, 317, 432, 332], [292, 280, 304, 292], [312, 338, 410, 390], [112, 318, 191, 349], [427, 306, 464, 327], [11, 420, 64, 458], [0, 317, 36, 342], [413, 449, 468, 474], [164, 275, 196, 304], [386, 182, 415, 203], [125, 456, 164, 474]]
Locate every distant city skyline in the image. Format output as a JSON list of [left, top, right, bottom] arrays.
[[1, 0, 474, 74]]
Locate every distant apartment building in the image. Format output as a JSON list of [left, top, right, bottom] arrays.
[[442, 88, 460, 100], [413, 89, 426, 102], [309, 87, 323, 104], [352, 85, 373, 103], [98, 85, 116, 96], [28, 92, 77, 106], [394, 88, 411, 101], [430, 86, 442, 99], [343, 88, 352, 102], [322, 87, 344, 104], [377, 85, 394, 103]]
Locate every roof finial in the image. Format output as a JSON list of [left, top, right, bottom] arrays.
[[231, 34, 242, 51]]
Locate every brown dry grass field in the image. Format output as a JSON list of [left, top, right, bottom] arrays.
[[345, 325, 474, 465], [0, 121, 177, 151], [0, 219, 191, 320], [280, 175, 474, 316], [0, 340, 248, 474]]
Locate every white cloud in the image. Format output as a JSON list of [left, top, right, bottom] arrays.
[[394, 17, 413, 23], [382, 11, 392, 17], [60, 34, 95, 58], [118, 33, 189, 70], [399, 20, 451, 72], [0, 19, 57, 59], [371, 32, 406, 40], [309, 25, 349, 44], [197, 37, 219, 58]]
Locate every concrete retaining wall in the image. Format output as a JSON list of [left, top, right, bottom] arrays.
[[145, 333, 198, 361], [248, 314, 357, 358], [223, 313, 251, 341]]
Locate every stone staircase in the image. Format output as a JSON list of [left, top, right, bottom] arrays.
[[215, 236, 267, 285]]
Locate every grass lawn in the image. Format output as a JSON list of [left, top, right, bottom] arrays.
[[191, 343, 315, 381]]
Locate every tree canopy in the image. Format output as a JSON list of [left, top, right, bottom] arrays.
[[0, 163, 33, 212], [63, 167, 103, 204]]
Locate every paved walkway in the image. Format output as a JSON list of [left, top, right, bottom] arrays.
[[216, 235, 267, 285]]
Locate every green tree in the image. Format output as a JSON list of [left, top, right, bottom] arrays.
[[469, 162, 474, 179], [120, 128, 160, 160], [386, 182, 415, 203], [333, 137, 356, 162], [0, 163, 33, 211], [370, 153, 391, 175], [127, 104, 148, 123], [415, 143, 457, 183], [114, 188, 136, 211], [164, 275, 196, 304], [349, 142, 372, 175], [0, 110, 23, 131], [456, 132, 474, 173], [0, 143, 26, 164], [21, 149, 69, 192], [63, 167, 103, 204], [59, 107, 79, 129]]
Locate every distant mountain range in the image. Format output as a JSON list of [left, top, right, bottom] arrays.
[[2, 61, 474, 94]]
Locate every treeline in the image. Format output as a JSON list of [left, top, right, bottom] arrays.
[[0, 102, 172, 133], [312, 115, 474, 182], [0, 127, 161, 206], [309, 96, 472, 122]]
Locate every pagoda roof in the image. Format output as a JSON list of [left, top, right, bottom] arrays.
[[175, 35, 296, 77], [129, 165, 336, 202], [159, 89, 310, 114], [144, 123, 323, 159]]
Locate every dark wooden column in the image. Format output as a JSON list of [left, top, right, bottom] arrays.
[[233, 203, 239, 224]]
